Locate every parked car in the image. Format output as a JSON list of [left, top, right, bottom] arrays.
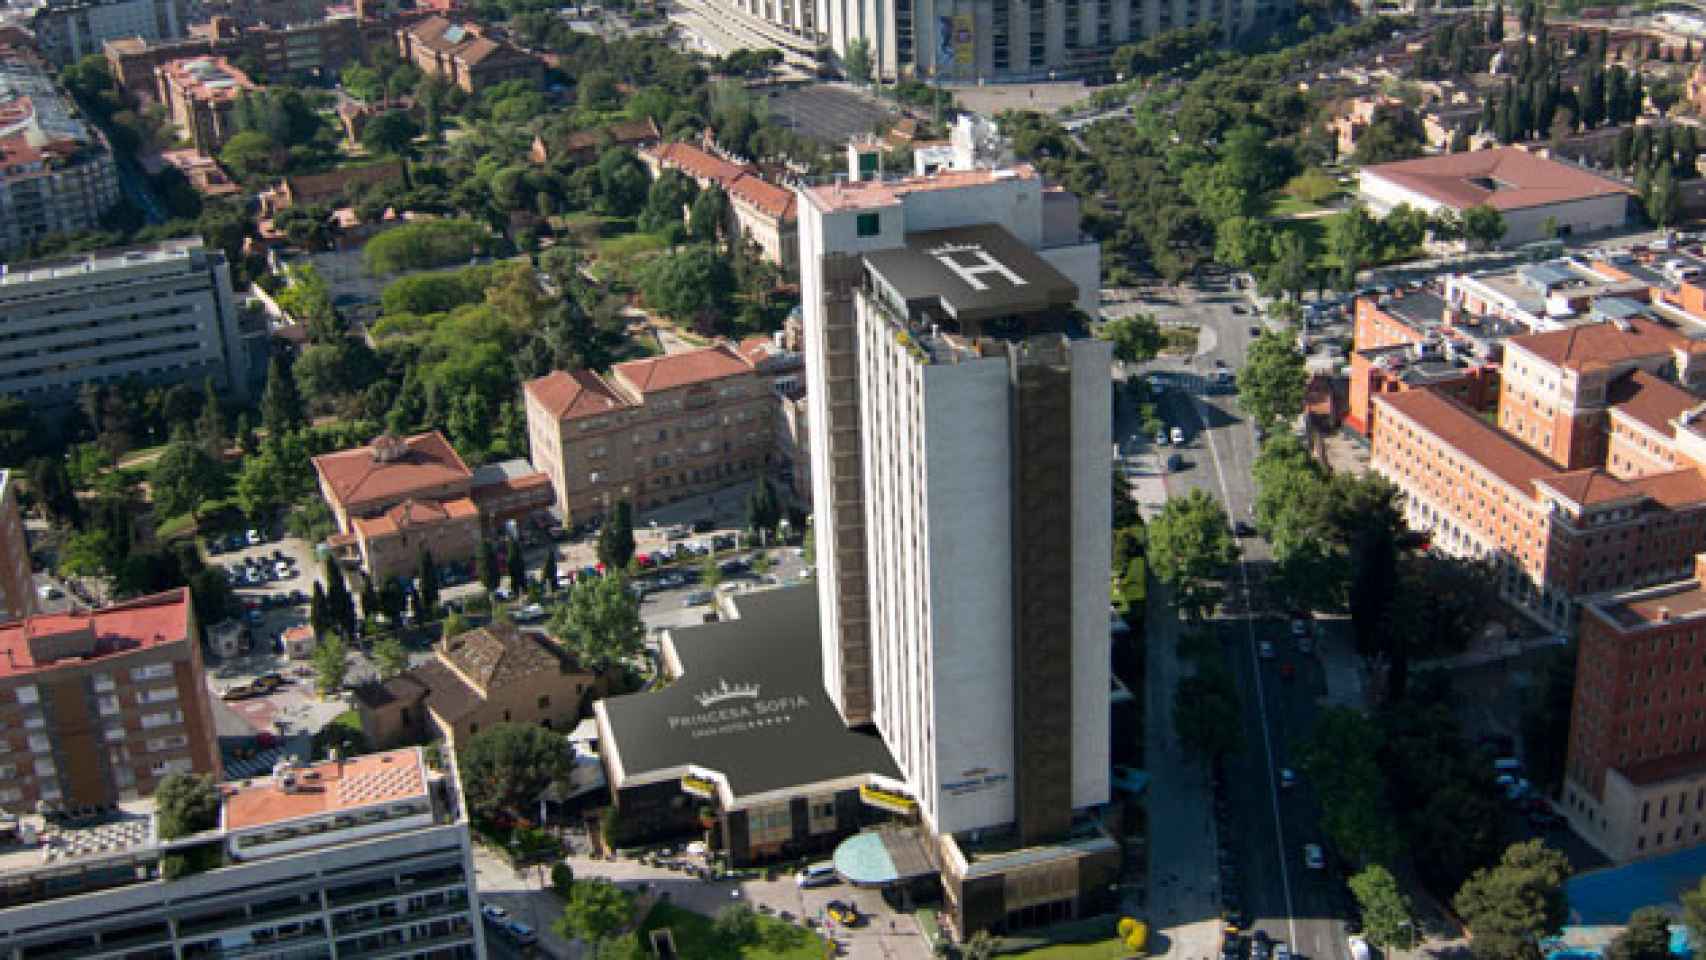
[[1170, 426, 1187, 445], [481, 904, 508, 923], [683, 591, 714, 607], [1259, 640, 1275, 659], [1303, 844, 1325, 870], [505, 921, 537, 945], [1279, 768, 1296, 789], [247, 529, 263, 546], [712, 534, 736, 551]]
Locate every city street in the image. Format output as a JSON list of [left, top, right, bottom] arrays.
[[1121, 276, 1354, 960]]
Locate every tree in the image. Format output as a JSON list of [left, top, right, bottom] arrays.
[[219, 130, 282, 179], [417, 549, 440, 621], [1215, 216, 1275, 270], [639, 246, 735, 327], [459, 723, 573, 821], [550, 573, 645, 669], [1648, 165, 1683, 229], [324, 556, 356, 637], [1174, 664, 1243, 760], [964, 931, 996, 960], [594, 149, 649, 218], [150, 440, 223, 519], [1304, 707, 1397, 866], [713, 904, 759, 944], [442, 610, 470, 641], [261, 354, 306, 436], [479, 540, 500, 594], [1327, 206, 1383, 286], [541, 549, 559, 594], [1349, 866, 1417, 949], [1606, 907, 1672, 960], [312, 631, 349, 695], [506, 537, 527, 593], [1146, 489, 1236, 609], [373, 636, 408, 679], [844, 38, 873, 84], [1681, 877, 1706, 954], [1462, 204, 1508, 250], [1100, 313, 1164, 365], [598, 501, 635, 570], [1262, 231, 1313, 300], [195, 377, 225, 459], [155, 773, 220, 839], [311, 581, 329, 638], [29, 456, 81, 529], [746, 476, 781, 540], [360, 110, 420, 158], [1453, 840, 1571, 960], [640, 169, 699, 233], [1237, 330, 1308, 432], [689, 184, 731, 244], [555, 879, 633, 944], [700, 554, 723, 590]]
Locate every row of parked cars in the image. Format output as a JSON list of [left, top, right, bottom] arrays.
[[225, 550, 298, 588], [479, 904, 537, 949]]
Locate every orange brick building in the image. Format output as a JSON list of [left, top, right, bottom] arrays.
[[524, 345, 776, 525], [1347, 291, 1506, 436]]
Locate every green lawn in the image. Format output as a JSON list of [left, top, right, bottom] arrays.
[[1007, 938, 1133, 959], [635, 902, 828, 960], [1266, 193, 1331, 219]]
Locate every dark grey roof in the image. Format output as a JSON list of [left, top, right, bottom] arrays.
[[598, 586, 898, 802], [863, 224, 1078, 323]]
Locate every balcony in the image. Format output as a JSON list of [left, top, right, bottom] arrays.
[[333, 928, 476, 960], [332, 896, 470, 937]]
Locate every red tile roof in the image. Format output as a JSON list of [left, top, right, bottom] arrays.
[[524, 368, 631, 422], [643, 142, 796, 223], [1509, 318, 1696, 372], [0, 589, 190, 678], [1376, 388, 1556, 492], [612, 344, 754, 395], [1609, 369, 1699, 435], [646, 141, 753, 185], [312, 432, 472, 511], [1535, 469, 1640, 507], [1629, 469, 1706, 509], [352, 496, 479, 539], [1363, 147, 1633, 212]]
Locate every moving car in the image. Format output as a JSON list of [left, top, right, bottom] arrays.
[[797, 862, 838, 888], [1279, 768, 1296, 789], [1170, 426, 1187, 445], [1234, 521, 1256, 537], [1303, 843, 1325, 870], [221, 683, 257, 701], [1259, 640, 1275, 659]]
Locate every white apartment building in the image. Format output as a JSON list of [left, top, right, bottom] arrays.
[[717, 0, 1289, 81], [0, 41, 121, 251], [0, 747, 486, 959], [798, 161, 1118, 936], [32, 0, 187, 65], [0, 238, 251, 404]]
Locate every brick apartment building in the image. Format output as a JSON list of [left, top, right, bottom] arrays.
[[313, 432, 551, 581], [1372, 386, 1706, 628], [395, 17, 541, 94], [524, 344, 775, 525], [1498, 319, 1706, 470], [154, 56, 257, 157], [0, 588, 220, 811], [1566, 554, 1706, 861], [1347, 291, 1503, 435]]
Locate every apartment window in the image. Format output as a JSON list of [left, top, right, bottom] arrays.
[[91, 673, 115, 694], [537, 695, 550, 709], [27, 733, 49, 754], [136, 686, 178, 705], [104, 724, 125, 743], [32, 757, 53, 777], [855, 213, 880, 237], [13, 685, 36, 705], [131, 664, 172, 682], [97, 694, 120, 716], [140, 710, 182, 729]]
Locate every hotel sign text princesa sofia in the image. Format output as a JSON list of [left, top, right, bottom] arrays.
[[666, 679, 810, 739]]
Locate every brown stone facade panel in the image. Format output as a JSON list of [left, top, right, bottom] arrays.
[[44, 676, 107, 808]]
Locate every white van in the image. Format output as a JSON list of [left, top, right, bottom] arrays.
[[797, 862, 838, 888]]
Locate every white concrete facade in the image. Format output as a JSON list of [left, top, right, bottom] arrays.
[[32, 0, 184, 65], [800, 163, 1110, 838], [725, 0, 1287, 80], [857, 292, 1017, 834], [1565, 766, 1706, 862], [0, 238, 249, 404], [1358, 169, 1632, 247]]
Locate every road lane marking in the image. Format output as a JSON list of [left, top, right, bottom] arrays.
[[1189, 389, 1300, 951]]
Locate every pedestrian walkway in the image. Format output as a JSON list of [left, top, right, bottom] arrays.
[[1142, 581, 1227, 960]]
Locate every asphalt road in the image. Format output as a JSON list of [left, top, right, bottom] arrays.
[[1123, 277, 1352, 960]]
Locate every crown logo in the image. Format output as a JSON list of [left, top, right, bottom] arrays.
[[695, 678, 760, 709]]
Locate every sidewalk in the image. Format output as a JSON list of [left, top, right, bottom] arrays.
[[1142, 581, 1226, 960]]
